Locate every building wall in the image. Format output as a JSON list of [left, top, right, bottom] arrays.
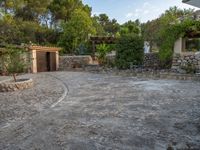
[[174, 38, 183, 54], [172, 37, 200, 73], [31, 50, 37, 73]]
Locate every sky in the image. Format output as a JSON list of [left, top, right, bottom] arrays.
[[82, 0, 199, 24]]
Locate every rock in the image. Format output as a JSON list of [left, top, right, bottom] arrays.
[[177, 60, 182, 63], [195, 52, 200, 58]]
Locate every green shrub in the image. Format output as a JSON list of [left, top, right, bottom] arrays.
[[115, 34, 144, 69]]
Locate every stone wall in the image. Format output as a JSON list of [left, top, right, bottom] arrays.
[[105, 52, 160, 69], [172, 52, 200, 73], [143, 53, 160, 69], [59, 55, 93, 70], [59, 53, 161, 70]]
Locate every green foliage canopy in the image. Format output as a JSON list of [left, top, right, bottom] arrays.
[[59, 9, 96, 54]]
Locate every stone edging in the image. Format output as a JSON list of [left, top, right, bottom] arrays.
[[129, 72, 200, 81], [45, 74, 69, 108], [0, 78, 34, 92]]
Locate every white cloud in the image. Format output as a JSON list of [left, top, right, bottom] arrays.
[[126, 13, 134, 18], [143, 10, 149, 15], [135, 9, 142, 13], [124, 1, 163, 22]]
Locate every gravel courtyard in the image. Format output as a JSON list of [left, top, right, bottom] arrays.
[[0, 72, 200, 150]]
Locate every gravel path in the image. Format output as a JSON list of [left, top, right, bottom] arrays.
[[0, 72, 200, 150]]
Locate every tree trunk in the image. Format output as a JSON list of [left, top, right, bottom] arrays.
[[12, 73, 17, 82]]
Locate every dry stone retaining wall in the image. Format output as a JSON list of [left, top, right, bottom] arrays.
[[59, 55, 93, 70], [172, 52, 200, 73], [143, 53, 160, 69]]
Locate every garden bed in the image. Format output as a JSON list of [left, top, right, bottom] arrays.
[[0, 78, 33, 92]]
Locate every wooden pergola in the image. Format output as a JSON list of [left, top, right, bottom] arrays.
[[185, 31, 200, 38], [90, 36, 116, 45]]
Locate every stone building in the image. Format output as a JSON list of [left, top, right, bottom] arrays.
[[28, 46, 61, 73], [172, 1, 200, 73]]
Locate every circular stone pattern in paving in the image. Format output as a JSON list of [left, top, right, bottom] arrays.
[[0, 78, 33, 92]]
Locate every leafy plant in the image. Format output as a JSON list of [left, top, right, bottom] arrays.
[[0, 45, 28, 82], [96, 43, 111, 65], [115, 34, 144, 69]]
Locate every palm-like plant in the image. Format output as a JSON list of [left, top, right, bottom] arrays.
[[96, 43, 111, 65]]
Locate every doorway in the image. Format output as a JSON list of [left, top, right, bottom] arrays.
[[36, 52, 56, 72]]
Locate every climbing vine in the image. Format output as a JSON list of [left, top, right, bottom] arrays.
[[159, 19, 200, 68]]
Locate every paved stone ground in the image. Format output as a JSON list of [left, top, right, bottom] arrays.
[[0, 72, 200, 150], [0, 73, 64, 127]]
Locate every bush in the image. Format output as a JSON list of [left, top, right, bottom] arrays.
[[115, 34, 144, 69]]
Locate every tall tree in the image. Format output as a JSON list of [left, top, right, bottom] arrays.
[[14, 0, 51, 22], [95, 13, 120, 35], [59, 9, 96, 54], [49, 0, 85, 22], [141, 6, 194, 50], [120, 20, 140, 36], [92, 15, 105, 36]]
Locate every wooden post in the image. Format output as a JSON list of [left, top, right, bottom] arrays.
[[31, 50, 37, 73], [55, 51, 59, 71]]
